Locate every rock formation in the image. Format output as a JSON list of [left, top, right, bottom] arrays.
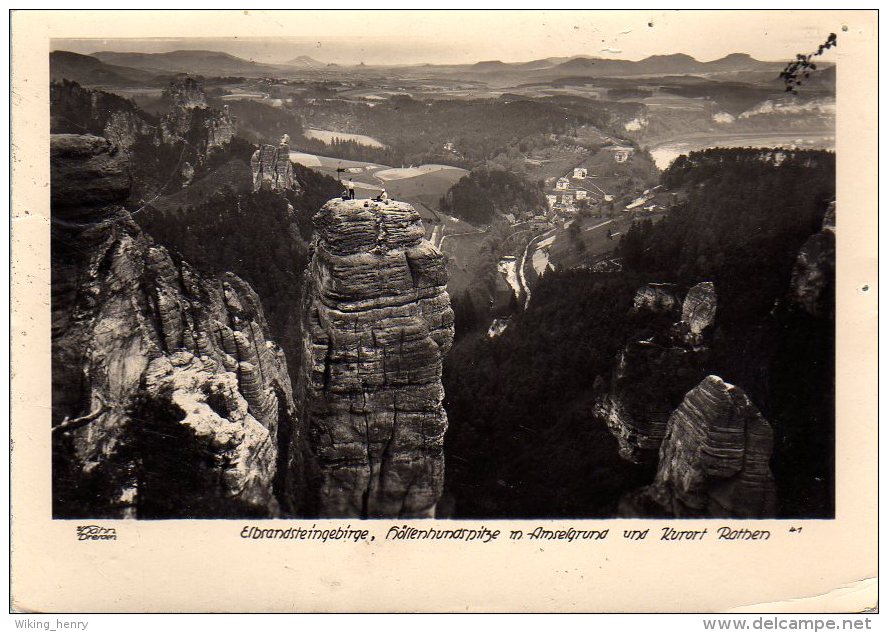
[[251, 134, 298, 193], [677, 281, 717, 349], [595, 281, 716, 463], [160, 77, 237, 156], [51, 134, 296, 518], [206, 105, 237, 151], [299, 198, 454, 518], [631, 283, 680, 316], [165, 76, 209, 109], [789, 201, 836, 319], [50, 81, 154, 152], [102, 109, 154, 151], [619, 375, 778, 518]]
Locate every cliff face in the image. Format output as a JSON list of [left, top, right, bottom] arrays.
[[51, 81, 154, 151], [595, 281, 716, 463], [207, 105, 237, 151], [102, 108, 154, 150], [620, 375, 778, 518], [160, 77, 237, 156], [251, 135, 299, 193], [299, 198, 454, 518], [52, 134, 296, 518], [789, 201, 836, 319]]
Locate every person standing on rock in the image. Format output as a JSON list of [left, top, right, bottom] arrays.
[[348, 178, 355, 200]]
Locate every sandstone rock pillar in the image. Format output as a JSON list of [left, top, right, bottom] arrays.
[[620, 375, 778, 518], [300, 198, 454, 518]]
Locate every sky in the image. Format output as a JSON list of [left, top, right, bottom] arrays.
[[51, 10, 849, 66]]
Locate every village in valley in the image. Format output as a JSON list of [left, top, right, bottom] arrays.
[[413, 136, 675, 337]]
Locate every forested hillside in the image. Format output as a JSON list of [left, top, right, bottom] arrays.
[[443, 148, 836, 518], [439, 166, 548, 225]]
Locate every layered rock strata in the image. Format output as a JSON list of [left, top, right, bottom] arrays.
[[300, 198, 454, 518], [620, 375, 778, 518], [595, 281, 717, 463], [51, 134, 295, 518], [251, 134, 297, 193]]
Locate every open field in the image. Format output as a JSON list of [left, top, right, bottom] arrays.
[[289, 150, 467, 221], [304, 128, 386, 148], [547, 215, 631, 270], [289, 152, 384, 170], [375, 165, 463, 180]]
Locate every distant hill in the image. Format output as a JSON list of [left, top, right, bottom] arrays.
[[471, 60, 511, 71], [704, 53, 773, 72], [286, 55, 325, 68], [50, 51, 160, 85], [91, 50, 286, 76], [513, 56, 576, 70], [545, 53, 783, 78]]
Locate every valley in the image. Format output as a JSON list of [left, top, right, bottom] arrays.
[[48, 42, 837, 521]]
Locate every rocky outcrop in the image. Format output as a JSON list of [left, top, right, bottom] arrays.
[[51, 134, 295, 518], [165, 76, 208, 109], [160, 77, 237, 156], [50, 81, 155, 151], [620, 375, 778, 518], [51, 134, 132, 207], [595, 281, 716, 463], [102, 109, 154, 150], [251, 134, 298, 193], [789, 201, 836, 319], [299, 198, 454, 518], [677, 281, 717, 348], [632, 283, 680, 316], [207, 105, 237, 151]]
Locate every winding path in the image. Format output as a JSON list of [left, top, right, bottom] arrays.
[[518, 227, 557, 308]]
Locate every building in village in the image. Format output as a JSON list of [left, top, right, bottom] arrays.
[[604, 145, 634, 163]]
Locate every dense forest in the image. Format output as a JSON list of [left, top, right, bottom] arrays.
[[620, 147, 836, 516], [290, 94, 641, 169], [443, 270, 656, 517], [443, 148, 836, 518], [439, 166, 548, 225], [213, 98, 304, 145]]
